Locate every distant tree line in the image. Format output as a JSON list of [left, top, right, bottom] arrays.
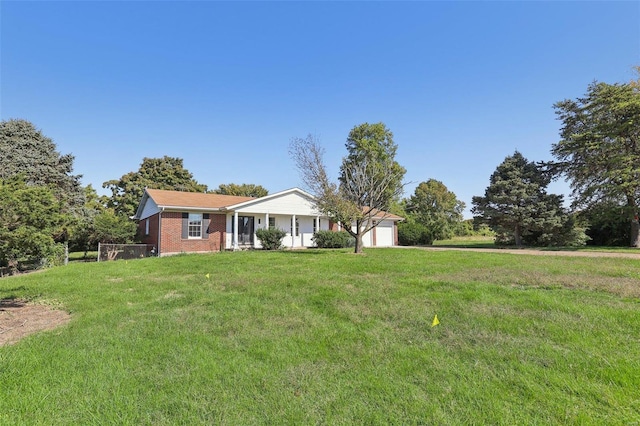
[[1, 69, 638, 271]]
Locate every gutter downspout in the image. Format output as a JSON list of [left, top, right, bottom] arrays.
[[158, 207, 164, 256]]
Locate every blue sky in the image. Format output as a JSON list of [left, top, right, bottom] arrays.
[[1, 1, 638, 217]]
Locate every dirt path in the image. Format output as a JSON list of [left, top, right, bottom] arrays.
[[404, 246, 640, 259]]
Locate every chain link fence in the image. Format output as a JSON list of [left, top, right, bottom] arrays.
[[97, 243, 157, 262]]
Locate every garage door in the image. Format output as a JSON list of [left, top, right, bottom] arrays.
[[374, 221, 394, 246]]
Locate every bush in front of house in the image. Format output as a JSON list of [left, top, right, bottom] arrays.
[[255, 228, 287, 250], [312, 230, 355, 248]]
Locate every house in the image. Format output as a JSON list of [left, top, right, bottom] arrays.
[[133, 187, 403, 256]]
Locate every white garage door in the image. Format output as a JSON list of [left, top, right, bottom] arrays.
[[374, 221, 394, 246]]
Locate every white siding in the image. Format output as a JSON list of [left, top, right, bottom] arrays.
[[233, 192, 321, 216], [138, 198, 160, 220]]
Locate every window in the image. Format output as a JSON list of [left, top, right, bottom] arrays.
[[188, 213, 202, 238], [268, 217, 276, 230], [313, 218, 321, 233], [291, 217, 299, 236], [145, 219, 150, 236]]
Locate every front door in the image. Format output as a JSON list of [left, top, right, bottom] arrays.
[[238, 216, 254, 245]]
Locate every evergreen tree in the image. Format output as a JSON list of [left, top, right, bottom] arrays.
[[0, 176, 67, 271], [551, 79, 640, 247], [472, 152, 582, 247], [0, 119, 83, 209]]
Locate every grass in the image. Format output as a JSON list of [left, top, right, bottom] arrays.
[[434, 236, 640, 253], [68, 250, 98, 262], [1, 248, 639, 424]]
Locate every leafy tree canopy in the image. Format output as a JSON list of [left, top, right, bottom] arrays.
[[340, 122, 406, 209], [550, 78, 640, 246], [290, 123, 406, 253], [0, 118, 83, 209], [0, 176, 67, 271], [212, 183, 268, 198], [405, 179, 465, 242], [103, 156, 207, 218], [67, 185, 109, 254], [92, 209, 138, 244]]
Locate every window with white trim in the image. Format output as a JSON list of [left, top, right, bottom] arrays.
[[188, 213, 203, 238]]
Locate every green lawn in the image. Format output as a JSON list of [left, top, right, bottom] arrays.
[[434, 236, 640, 253], [1, 249, 639, 424]]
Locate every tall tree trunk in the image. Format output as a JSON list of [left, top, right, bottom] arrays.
[[631, 214, 640, 247], [354, 232, 364, 254], [514, 223, 523, 247], [627, 197, 639, 248]]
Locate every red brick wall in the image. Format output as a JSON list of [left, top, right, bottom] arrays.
[[158, 212, 226, 256], [394, 222, 399, 245], [138, 214, 160, 249]]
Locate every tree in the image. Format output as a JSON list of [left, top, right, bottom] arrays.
[[0, 119, 84, 209], [405, 179, 465, 243], [472, 152, 575, 247], [340, 123, 406, 205], [550, 79, 640, 247], [0, 119, 83, 267], [577, 202, 629, 246], [212, 183, 268, 198], [91, 209, 138, 244], [0, 176, 67, 272], [103, 156, 208, 218], [290, 123, 406, 254], [0, 118, 84, 234], [68, 185, 108, 256]]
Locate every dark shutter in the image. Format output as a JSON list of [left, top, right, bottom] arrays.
[[182, 213, 189, 239], [203, 214, 210, 239]]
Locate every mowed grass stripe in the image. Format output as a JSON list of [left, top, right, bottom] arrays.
[[0, 248, 638, 425]]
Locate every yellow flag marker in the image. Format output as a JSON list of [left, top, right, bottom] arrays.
[[205, 273, 210, 279], [431, 314, 440, 327]]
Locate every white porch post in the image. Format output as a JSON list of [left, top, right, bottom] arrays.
[[233, 211, 239, 251], [291, 214, 296, 248], [315, 216, 320, 232], [265, 213, 269, 229]]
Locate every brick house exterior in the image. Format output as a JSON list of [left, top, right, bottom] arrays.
[[134, 188, 403, 256]]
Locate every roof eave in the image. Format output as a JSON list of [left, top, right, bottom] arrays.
[[157, 205, 225, 212]]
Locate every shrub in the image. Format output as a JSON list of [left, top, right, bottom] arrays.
[[312, 230, 354, 248], [397, 221, 434, 246], [255, 228, 287, 250]]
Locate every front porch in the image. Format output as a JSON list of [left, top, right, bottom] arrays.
[[225, 212, 328, 250]]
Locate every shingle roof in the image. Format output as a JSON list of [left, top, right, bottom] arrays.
[[145, 189, 255, 209], [365, 207, 404, 221]]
